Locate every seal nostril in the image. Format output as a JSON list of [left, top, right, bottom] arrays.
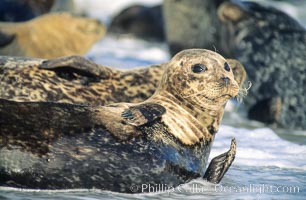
[[221, 77, 230, 85]]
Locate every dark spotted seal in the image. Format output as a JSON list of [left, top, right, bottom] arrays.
[[0, 13, 105, 59], [217, 1, 306, 129], [0, 49, 240, 192], [0, 55, 246, 106]]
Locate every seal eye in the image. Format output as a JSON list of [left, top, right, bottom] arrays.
[[192, 64, 207, 73], [224, 62, 230, 72]]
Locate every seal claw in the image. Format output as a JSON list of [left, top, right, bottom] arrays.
[[203, 138, 236, 184]]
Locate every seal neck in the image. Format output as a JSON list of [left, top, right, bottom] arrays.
[[149, 90, 225, 124], [147, 90, 225, 145]]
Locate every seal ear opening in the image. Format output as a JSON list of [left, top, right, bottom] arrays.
[[218, 2, 246, 24]]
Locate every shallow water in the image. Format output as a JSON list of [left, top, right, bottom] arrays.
[[1, 123, 306, 199], [1, 0, 306, 199]]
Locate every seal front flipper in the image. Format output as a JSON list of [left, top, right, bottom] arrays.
[[0, 31, 15, 47], [203, 138, 236, 184], [39, 55, 114, 79], [122, 103, 166, 126]]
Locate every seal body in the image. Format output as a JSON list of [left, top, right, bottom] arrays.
[[0, 56, 162, 105], [0, 49, 241, 192], [0, 100, 207, 192], [0, 13, 105, 59], [0, 55, 245, 106], [217, 1, 306, 129]]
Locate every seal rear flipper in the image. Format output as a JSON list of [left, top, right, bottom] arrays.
[[39, 55, 114, 79], [0, 31, 15, 47], [203, 138, 236, 184], [121, 103, 166, 126]]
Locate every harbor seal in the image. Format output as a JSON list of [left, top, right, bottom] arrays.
[[0, 49, 240, 192], [0, 13, 105, 59], [0, 55, 246, 106], [217, 1, 306, 129], [163, 0, 306, 129]]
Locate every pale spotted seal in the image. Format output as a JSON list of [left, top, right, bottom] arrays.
[[0, 13, 105, 59], [0, 55, 246, 106], [0, 49, 241, 192]]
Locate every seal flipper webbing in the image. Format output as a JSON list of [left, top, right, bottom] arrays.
[[0, 31, 15, 47], [39, 55, 114, 79], [203, 138, 236, 184], [122, 103, 166, 126]]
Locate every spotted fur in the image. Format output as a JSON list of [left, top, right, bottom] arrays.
[[0, 49, 243, 192], [0, 56, 162, 105], [0, 54, 245, 106]]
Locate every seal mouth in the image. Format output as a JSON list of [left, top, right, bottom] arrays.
[[204, 94, 233, 101]]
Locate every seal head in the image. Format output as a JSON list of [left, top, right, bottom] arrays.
[[160, 49, 239, 107], [143, 49, 240, 145]]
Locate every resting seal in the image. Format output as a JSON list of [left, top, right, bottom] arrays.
[[0, 55, 246, 106], [217, 1, 306, 129], [0, 49, 239, 192], [0, 13, 105, 59]]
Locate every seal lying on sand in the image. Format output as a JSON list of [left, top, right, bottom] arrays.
[[0, 13, 105, 59], [0, 55, 246, 106], [0, 49, 240, 192]]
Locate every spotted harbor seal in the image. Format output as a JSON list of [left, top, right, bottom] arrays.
[[0, 13, 105, 59], [217, 1, 306, 129], [0, 55, 246, 106], [0, 49, 240, 192]]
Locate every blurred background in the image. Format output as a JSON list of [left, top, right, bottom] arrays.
[[0, 0, 306, 199]]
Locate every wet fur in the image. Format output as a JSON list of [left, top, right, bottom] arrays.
[[0, 49, 243, 192]]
